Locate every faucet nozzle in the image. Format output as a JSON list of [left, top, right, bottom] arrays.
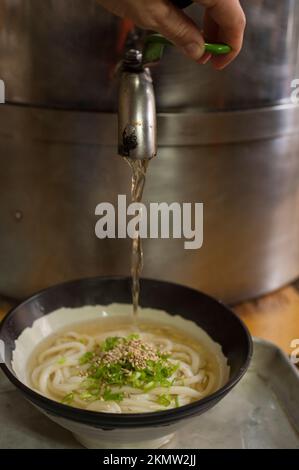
[[118, 49, 157, 160]]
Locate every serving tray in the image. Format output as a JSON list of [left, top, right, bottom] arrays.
[[0, 338, 298, 449]]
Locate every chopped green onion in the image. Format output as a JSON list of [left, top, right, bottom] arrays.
[[157, 394, 172, 407], [79, 351, 94, 365], [143, 381, 156, 391], [126, 333, 140, 341], [62, 392, 74, 405], [79, 391, 94, 401], [102, 336, 121, 352], [103, 388, 124, 402]]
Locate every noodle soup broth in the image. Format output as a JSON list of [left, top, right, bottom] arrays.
[[22, 305, 230, 414]]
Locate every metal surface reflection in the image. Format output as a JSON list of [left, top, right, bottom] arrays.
[[0, 0, 298, 301]]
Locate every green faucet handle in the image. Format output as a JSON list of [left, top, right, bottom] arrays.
[[204, 43, 232, 55], [143, 33, 232, 65]]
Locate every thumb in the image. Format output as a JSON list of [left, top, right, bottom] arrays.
[[152, 2, 205, 61]]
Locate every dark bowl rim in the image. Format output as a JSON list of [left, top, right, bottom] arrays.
[[0, 275, 253, 428]]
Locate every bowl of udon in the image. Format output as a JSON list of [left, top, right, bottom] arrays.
[[0, 277, 252, 449]]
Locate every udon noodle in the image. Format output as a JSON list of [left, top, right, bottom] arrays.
[[29, 318, 229, 413]]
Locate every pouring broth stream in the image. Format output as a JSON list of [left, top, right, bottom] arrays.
[[125, 158, 149, 317]]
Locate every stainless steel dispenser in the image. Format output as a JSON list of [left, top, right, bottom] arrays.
[[0, 1, 299, 302]]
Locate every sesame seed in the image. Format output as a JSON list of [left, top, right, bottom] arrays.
[[101, 338, 159, 370]]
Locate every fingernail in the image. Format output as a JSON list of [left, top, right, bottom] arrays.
[[183, 42, 204, 61], [197, 52, 212, 65]]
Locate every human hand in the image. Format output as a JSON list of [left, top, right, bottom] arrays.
[[97, 0, 246, 68]]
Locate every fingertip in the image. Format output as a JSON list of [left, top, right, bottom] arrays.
[[182, 42, 206, 61], [211, 53, 236, 70], [212, 61, 228, 70], [197, 52, 212, 65]]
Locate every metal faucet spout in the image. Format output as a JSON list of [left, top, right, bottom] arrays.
[[118, 49, 157, 160]]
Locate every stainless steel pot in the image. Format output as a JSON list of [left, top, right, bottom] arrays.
[[0, 0, 299, 302]]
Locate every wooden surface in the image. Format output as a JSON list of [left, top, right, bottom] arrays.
[[1, 285, 299, 355], [234, 285, 299, 355], [0, 298, 14, 322]]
